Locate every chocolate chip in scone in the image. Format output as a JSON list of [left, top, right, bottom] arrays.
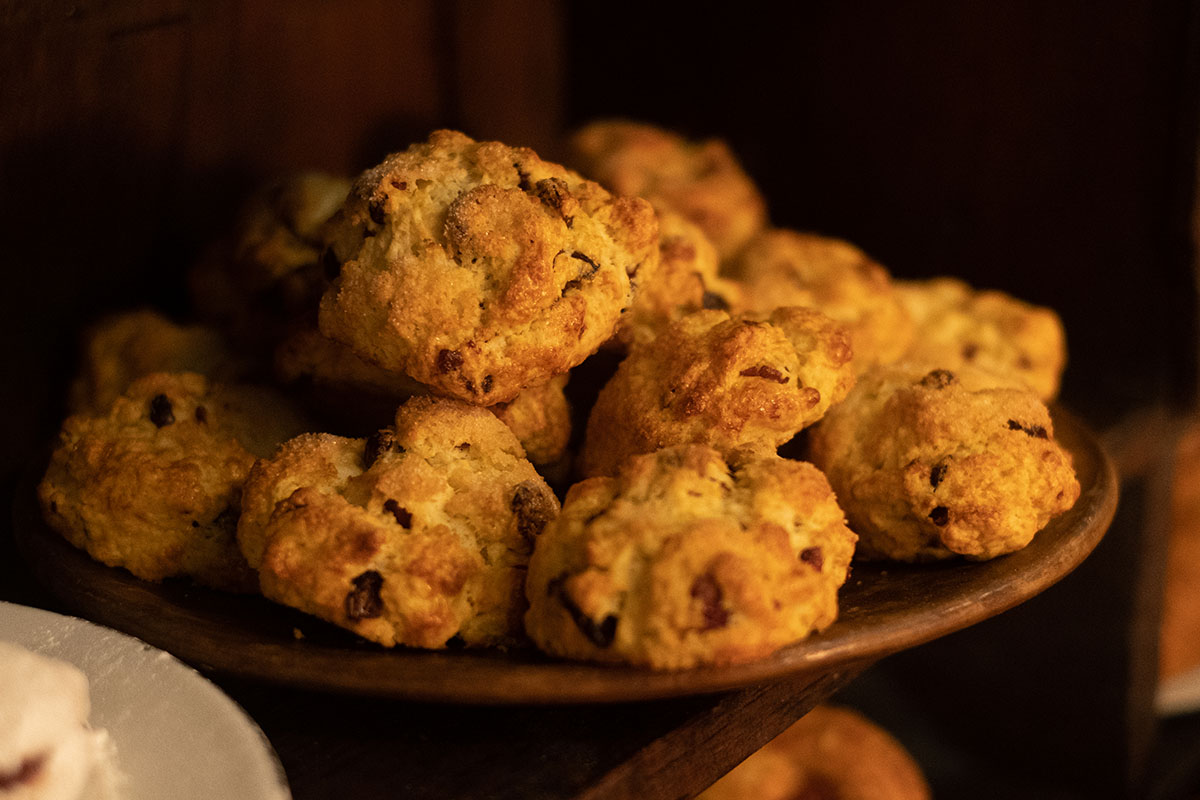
[[437, 348, 463, 373], [533, 177, 575, 226], [690, 573, 729, 630], [799, 546, 824, 571], [511, 481, 556, 543], [929, 506, 950, 526], [383, 499, 412, 529], [549, 574, 618, 647], [700, 290, 730, 311], [194, 405, 208, 424], [148, 393, 175, 427], [919, 369, 957, 389], [739, 365, 789, 384], [930, 461, 948, 488], [345, 570, 384, 620], [482, 375, 493, 394], [363, 428, 404, 468], [962, 343, 979, 361], [367, 197, 387, 225], [1007, 419, 1048, 439], [514, 162, 532, 192]]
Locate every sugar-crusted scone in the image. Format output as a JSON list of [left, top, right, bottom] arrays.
[[808, 363, 1080, 561], [39, 372, 308, 591], [698, 705, 930, 800], [579, 307, 855, 478], [895, 276, 1067, 401], [728, 229, 915, 371], [525, 445, 856, 669], [318, 129, 659, 405], [238, 396, 559, 648], [189, 171, 351, 348], [276, 326, 572, 465], [68, 309, 245, 414], [613, 209, 744, 349], [568, 119, 768, 260]]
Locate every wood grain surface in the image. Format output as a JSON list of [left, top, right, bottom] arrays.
[[13, 406, 1116, 705]]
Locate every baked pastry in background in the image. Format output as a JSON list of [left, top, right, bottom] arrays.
[[698, 704, 930, 800], [238, 396, 559, 648], [895, 276, 1067, 401], [612, 209, 744, 350], [727, 228, 914, 371], [318, 129, 659, 405], [275, 326, 572, 467], [808, 362, 1079, 561], [1160, 416, 1200, 681], [579, 306, 854, 478], [0, 642, 124, 800], [68, 309, 246, 415], [525, 445, 856, 669], [40, 373, 309, 591], [568, 119, 768, 260], [189, 171, 351, 351]]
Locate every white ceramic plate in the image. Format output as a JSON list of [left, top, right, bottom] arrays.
[[0, 601, 291, 800]]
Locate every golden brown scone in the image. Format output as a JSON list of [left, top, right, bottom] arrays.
[[728, 229, 915, 371], [525, 445, 856, 669], [612, 209, 745, 350], [579, 307, 855, 478], [318, 129, 659, 405], [39, 373, 308, 591], [699, 705, 930, 800], [276, 326, 572, 466], [808, 362, 1080, 561], [568, 119, 768, 260], [189, 171, 351, 348], [895, 276, 1067, 401], [238, 396, 559, 648], [68, 309, 246, 414]]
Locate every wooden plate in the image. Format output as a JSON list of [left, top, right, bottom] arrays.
[[13, 407, 1117, 704]]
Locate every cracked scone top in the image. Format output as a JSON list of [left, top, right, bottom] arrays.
[[237, 396, 559, 648], [579, 307, 855, 478], [568, 120, 768, 260], [808, 363, 1080, 561], [318, 129, 660, 405], [728, 229, 915, 371], [525, 445, 857, 669], [895, 276, 1067, 401], [39, 372, 308, 592]]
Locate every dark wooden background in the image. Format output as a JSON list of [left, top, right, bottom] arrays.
[[3, 1, 1199, 797]]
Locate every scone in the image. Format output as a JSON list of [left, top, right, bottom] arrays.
[[895, 276, 1067, 400], [318, 129, 660, 405], [0, 642, 123, 800], [189, 171, 351, 349], [525, 445, 856, 669], [612, 209, 744, 349], [808, 363, 1080, 561], [727, 229, 915, 371], [238, 396, 559, 648], [68, 309, 244, 414], [568, 119, 768, 260], [699, 705, 930, 800], [39, 373, 309, 591], [579, 307, 855, 478], [275, 326, 572, 466]]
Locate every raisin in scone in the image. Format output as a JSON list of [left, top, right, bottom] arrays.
[[238, 396, 559, 648], [568, 119, 768, 260], [67, 309, 245, 415], [189, 172, 351, 349], [808, 363, 1080, 561], [728, 229, 914, 371], [39, 372, 308, 591], [579, 307, 855, 478], [275, 326, 572, 466], [318, 129, 659, 405], [895, 276, 1067, 401], [613, 209, 744, 349], [526, 445, 856, 669], [699, 705, 930, 800]]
